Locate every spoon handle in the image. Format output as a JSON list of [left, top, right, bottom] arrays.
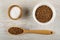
[[25, 30, 53, 35]]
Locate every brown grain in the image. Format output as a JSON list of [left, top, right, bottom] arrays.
[[8, 27, 23, 35], [35, 5, 53, 23]]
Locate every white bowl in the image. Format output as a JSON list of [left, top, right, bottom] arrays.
[[33, 2, 56, 25]]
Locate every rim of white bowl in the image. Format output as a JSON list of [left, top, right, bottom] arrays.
[[33, 2, 56, 25]]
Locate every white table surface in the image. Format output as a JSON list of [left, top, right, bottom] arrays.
[[0, 0, 60, 40]]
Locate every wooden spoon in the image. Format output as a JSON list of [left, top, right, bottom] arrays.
[[8, 27, 54, 35]]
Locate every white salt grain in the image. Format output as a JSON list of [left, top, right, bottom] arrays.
[[10, 7, 21, 18]]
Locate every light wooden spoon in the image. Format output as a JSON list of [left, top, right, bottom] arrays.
[[8, 27, 54, 35]]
